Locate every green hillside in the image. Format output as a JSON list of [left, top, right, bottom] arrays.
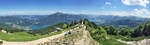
[[80, 19, 150, 45], [0, 22, 68, 41], [0, 32, 61, 41]]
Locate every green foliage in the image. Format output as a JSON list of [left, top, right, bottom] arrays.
[[0, 27, 25, 33], [106, 26, 120, 35], [81, 19, 98, 28], [83, 19, 126, 45], [82, 20, 150, 44], [143, 21, 150, 36], [91, 27, 107, 41], [119, 21, 150, 41], [131, 24, 144, 37], [83, 19, 89, 25], [82, 20, 150, 43], [120, 27, 133, 36], [0, 41, 2, 45], [54, 22, 69, 29], [6, 28, 25, 33], [83, 19, 107, 41], [70, 20, 78, 26], [62, 23, 68, 29]]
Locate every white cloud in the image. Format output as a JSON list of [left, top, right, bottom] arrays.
[[134, 8, 150, 17], [80, 11, 136, 16], [79, 9, 150, 18], [0, 9, 150, 18], [0, 11, 56, 15], [105, 2, 111, 5], [110, 6, 117, 8], [121, 0, 149, 7]]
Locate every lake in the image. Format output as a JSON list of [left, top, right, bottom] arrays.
[[30, 25, 50, 30]]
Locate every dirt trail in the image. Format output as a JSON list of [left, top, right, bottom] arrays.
[[2, 24, 98, 45], [2, 32, 66, 45], [39, 24, 99, 45], [2, 24, 83, 45]]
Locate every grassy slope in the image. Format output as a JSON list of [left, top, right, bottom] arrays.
[[97, 35, 126, 45], [107, 34, 150, 41], [99, 34, 150, 45], [0, 32, 61, 41], [100, 39, 126, 45], [102, 35, 126, 45], [0, 22, 68, 41], [121, 36, 150, 41]]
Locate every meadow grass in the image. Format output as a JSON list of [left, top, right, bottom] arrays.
[[0, 31, 62, 41], [100, 39, 126, 45], [121, 36, 150, 41], [98, 35, 126, 45], [107, 34, 150, 41]]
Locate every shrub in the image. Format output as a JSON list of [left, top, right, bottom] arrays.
[[0, 41, 3, 45]]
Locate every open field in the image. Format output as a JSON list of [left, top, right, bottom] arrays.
[[0, 32, 61, 41]]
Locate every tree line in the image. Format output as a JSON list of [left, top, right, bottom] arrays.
[[80, 19, 150, 41]]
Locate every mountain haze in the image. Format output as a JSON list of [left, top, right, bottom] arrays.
[[0, 12, 149, 30]]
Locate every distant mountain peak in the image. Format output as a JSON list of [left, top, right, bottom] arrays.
[[51, 12, 65, 15]]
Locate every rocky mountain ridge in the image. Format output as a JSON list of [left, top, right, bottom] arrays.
[[38, 24, 99, 45]]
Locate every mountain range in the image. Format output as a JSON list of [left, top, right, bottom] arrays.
[[0, 12, 149, 30]]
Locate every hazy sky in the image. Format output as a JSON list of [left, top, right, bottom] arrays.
[[0, 0, 150, 17]]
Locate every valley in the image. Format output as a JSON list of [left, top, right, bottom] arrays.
[[0, 12, 149, 30]]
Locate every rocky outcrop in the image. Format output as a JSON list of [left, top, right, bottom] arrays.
[[118, 39, 150, 45], [38, 24, 99, 45]]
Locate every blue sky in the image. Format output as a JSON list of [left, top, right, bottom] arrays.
[[0, 0, 150, 18]]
